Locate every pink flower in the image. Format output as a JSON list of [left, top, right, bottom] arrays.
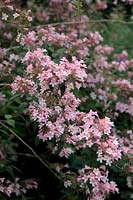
[[59, 147, 74, 158], [64, 180, 72, 188]]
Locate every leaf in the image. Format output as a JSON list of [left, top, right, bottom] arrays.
[[5, 114, 12, 119], [0, 129, 10, 138], [35, 136, 40, 146], [48, 46, 55, 52], [18, 102, 28, 114], [69, 155, 85, 169], [6, 166, 15, 178], [52, 48, 66, 58], [7, 119, 15, 127]]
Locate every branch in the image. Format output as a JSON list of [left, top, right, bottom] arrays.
[[0, 121, 61, 181], [0, 83, 11, 87], [10, 152, 37, 158], [38, 19, 133, 26], [5, 19, 133, 30]]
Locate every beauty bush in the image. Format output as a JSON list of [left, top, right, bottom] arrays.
[[12, 48, 122, 199], [0, 0, 133, 199]]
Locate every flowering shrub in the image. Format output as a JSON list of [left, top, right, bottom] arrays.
[[0, 0, 133, 199], [11, 47, 122, 199]]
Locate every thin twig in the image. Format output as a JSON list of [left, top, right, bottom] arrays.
[[10, 152, 37, 158], [5, 19, 133, 29], [6, 45, 26, 52], [39, 19, 133, 26], [0, 121, 61, 181], [0, 83, 11, 87], [6, 44, 133, 53]]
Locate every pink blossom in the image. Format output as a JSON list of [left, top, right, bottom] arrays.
[[59, 147, 74, 158]]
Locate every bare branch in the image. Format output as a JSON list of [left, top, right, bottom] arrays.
[[0, 121, 61, 181], [5, 19, 133, 30]]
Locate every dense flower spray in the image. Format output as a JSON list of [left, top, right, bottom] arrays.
[[0, 0, 132, 199], [11, 47, 122, 199]]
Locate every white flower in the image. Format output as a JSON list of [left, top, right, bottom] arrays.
[[90, 92, 96, 100], [64, 180, 72, 188], [13, 13, 20, 19], [2, 13, 8, 21], [9, 54, 19, 61], [27, 16, 33, 22]]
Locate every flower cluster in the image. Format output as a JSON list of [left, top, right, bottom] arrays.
[[11, 47, 122, 199], [0, 178, 37, 197], [77, 165, 119, 200], [1, 0, 132, 199]]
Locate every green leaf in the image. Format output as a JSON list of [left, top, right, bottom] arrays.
[[18, 102, 28, 114], [69, 155, 85, 169], [52, 48, 66, 58], [0, 129, 10, 138], [5, 114, 12, 119], [6, 166, 15, 179], [35, 136, 40, 146], [7, 119, 15, 127]]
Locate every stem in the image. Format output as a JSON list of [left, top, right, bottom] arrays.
[[5, 19, 133, 29], [0, 83, 11, 87], [0, 121, 61, 181]]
